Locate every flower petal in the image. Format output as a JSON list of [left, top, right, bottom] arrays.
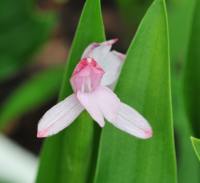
[[100, 51, 124, 87], [112, 50, 126, 61], [94, 86, 120, 122], [81, 39, 118, 60], [76, 91, 105, 127], [110, 103, 153, 139], [82, 39, 125, 87], [37, 94, 84, 138]]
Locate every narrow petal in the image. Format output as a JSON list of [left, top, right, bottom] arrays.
[[81, 39, 118, 60], [76, 91, 105, 127], [37, 94, 84, 138], [94, 86, 120, 122], [110, 103, 153, 139], [100, 51, 124, 87]]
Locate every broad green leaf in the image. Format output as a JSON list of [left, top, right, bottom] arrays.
[[36, 0, 105, 182], [168, 0, 199, 182], [0, 66, 63, 129], [191, 137, 200, 161], [180, 2, 200, 180], [183, 0, 200, 137], [94, 0, 177, 183]]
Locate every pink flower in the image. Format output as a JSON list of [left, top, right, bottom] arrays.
[[37, 39, 152, 139]]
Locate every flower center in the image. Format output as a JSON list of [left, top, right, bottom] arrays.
[[70, 58, 104, 93]]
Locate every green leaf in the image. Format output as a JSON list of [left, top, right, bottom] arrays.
[[94, 0, 177, 183], [0, 66, 63, 129], [36, 0, 105, 182], [178, 1, 200, 180], [168, 0, 200, 181], [191, 137, 200, 161], [183, 0, 200, 137]]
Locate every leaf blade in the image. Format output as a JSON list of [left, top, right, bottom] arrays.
[[183, 0, 200, 137], [94, 0, 177, 182], [168, 0, 200, 182], [191, 137, 200, 161], [36, 0, 105, 182]]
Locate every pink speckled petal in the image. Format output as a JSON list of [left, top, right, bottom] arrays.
[[76, 90, 105, 127], [37, 94, 84, 138], [111, 103, 153, 139]]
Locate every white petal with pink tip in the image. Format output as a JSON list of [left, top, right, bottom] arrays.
[[37, 94, 84, 137], [110, 103, 152, 139]]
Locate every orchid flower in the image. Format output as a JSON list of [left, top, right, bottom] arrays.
[[37, 39, 152, 139]]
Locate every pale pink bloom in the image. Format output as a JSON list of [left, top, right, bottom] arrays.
[[37, 39, 152, 139]]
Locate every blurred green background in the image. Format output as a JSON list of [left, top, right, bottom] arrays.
[[0, 0, 199, 182]]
